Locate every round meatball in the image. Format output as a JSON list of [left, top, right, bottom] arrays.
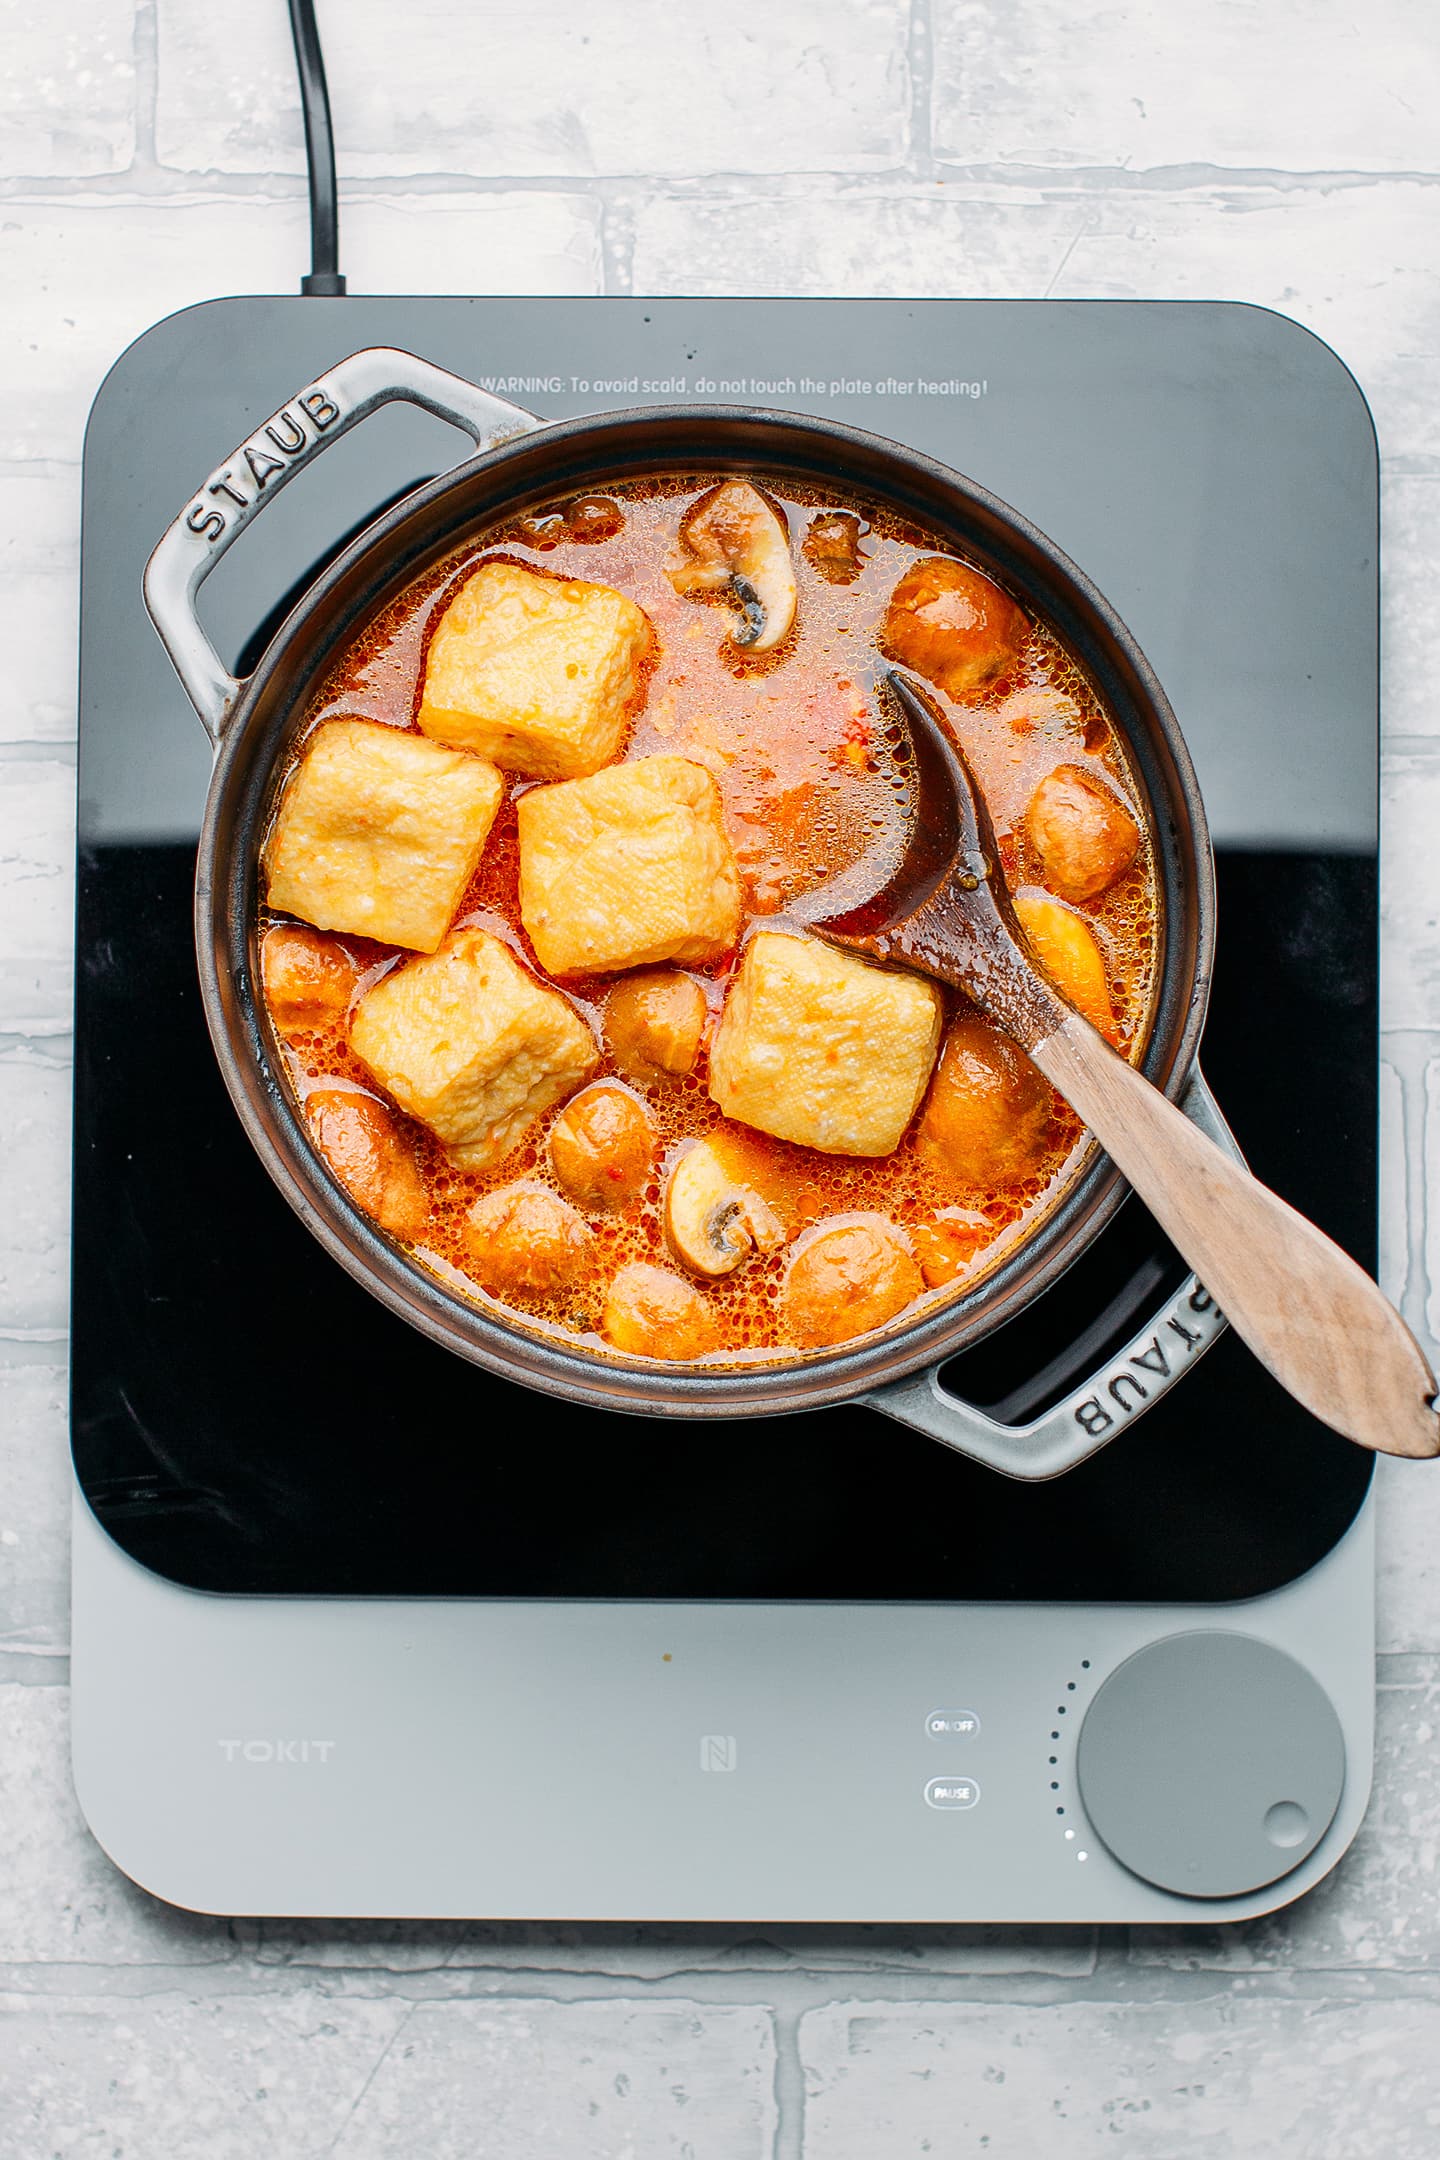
[[604, 970, 708, 1085], [916, 1018, 1054, 1189], [305, 1088, 429, 1239], [779, 1218, 924, 1349], [262, 924, 358, 1034], [548, 1083, 655, 1211], [879, 556, 1028, 700], [1024, 764, 1141, 902], [601, 1262, 720, 1360], [1012, 888, 1116, 1041], [464, 1183, 591, 1299]]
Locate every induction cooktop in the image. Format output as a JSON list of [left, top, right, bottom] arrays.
[[70, 296, 1378, 1921]]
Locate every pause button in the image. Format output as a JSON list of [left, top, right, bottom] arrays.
[[925, 1776, 981, 1810]]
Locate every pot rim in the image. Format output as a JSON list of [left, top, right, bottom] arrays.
[[196, 400, 1215, 1419]]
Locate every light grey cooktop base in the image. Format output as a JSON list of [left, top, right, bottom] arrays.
[[72, 1486, 1374, 1924], [72, 293, 1378, 1920]]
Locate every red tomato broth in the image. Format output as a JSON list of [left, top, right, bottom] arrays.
[[257, 476, 1161, 1363]]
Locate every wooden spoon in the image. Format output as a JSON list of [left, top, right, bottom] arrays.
[[812, 671, 1439, 1460]]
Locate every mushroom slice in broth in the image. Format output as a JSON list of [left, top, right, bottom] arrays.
[[669, 480, 797, 653], [666, 1138, 787, 1277]]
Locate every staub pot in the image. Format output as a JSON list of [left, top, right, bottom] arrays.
[[145, 345, 1230, 1479]]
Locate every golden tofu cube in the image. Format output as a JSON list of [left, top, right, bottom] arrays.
[[349, 928, 598, 1170], [709, 932, 942, 1156], [518, 754, 742, 976], [417, 558, 653, 780], [265, 718, 503, 954]]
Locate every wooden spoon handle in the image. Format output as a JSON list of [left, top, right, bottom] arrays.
[[1029, 1013, 1440, 1460]]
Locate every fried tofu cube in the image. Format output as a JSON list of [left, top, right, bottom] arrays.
[[349, 928, 598, 1170], [265, 718, 503, 954], [417, 558, 653, 780], [709, 932, 942, 1156], [518, 754, 742, 976]]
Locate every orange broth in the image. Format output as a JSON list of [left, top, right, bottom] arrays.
[[259, 476, 1160, 1364]]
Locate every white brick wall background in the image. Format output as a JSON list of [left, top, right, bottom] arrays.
[[3, 0, 1440, 2149]]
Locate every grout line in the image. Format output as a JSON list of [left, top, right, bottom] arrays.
[[1419, 1062, 1437, 1353], [0, 741, 77, 764], [0, 1652, 69, 1687], [0, 458, 82, 480], [131, 0, 160, 175], [0, 1340, 70, 1372], [906, 0, 935, 178], [597, 183, 638, 298], [1379, 1036, 1438, 1339], [1380, 1037, 1433, 1334], [772, 1999, 805, 2160], [927, 158, 1440, 192], [0, 1031, 74, 1059], [5, 1960, 1440, 2006], [1377, 1652, 1440, 1686], [2, 163, 1440, 204], [1399, 1054, 1423, 1328]]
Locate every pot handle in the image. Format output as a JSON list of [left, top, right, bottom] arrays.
[[143, 345, 546, 745], [864, 1068, 1239, 1481]]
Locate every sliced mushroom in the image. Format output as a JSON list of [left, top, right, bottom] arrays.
[[803, 510, 869, 585], [670, 481, 797, 654], [664, 1137, 787, 1277]]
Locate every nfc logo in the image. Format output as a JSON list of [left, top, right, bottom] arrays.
[[700, 1734, 737, 1773]]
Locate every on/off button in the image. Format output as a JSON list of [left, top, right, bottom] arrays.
[[925, 1709, 980, 1739], [925, 1775, 980, 1810]]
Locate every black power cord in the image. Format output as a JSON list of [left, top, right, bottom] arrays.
[[287, 0, 347, 295]]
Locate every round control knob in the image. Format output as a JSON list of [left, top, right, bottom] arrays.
[[1075, 1632, 1345, 1898]]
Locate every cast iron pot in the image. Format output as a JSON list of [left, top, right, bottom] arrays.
[[144, 345, 1231, 1480]]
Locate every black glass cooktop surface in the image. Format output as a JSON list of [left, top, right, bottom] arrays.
[[72, 296, 1376, 1598]]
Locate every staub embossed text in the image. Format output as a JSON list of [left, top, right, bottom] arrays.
[[184, 383, 342, 543], [1072, 1283, 1223, 1439]]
